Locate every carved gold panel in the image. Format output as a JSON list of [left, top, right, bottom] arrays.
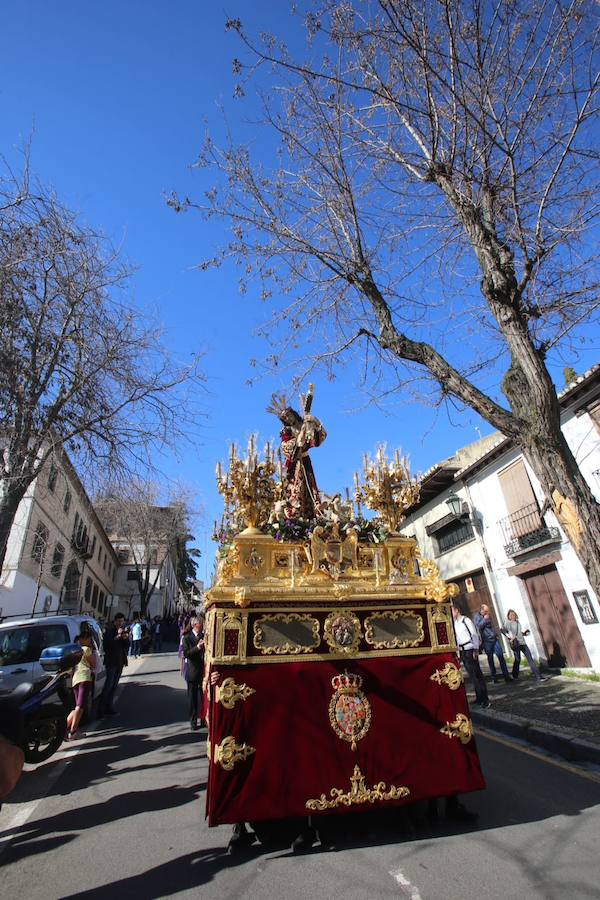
[[323, 609, 362, 654], [253, 613, 320, 655], [364, 609, 424, 649], [215, 611, 248, 663]]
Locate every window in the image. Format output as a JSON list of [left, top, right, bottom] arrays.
[[99, 591, 105, 612], [50, 543, 65, 579], [98, 543, 102, 562], [103, 551, 107, 571], [435, 519, 475, 554], [150, 549, 158, 565], [72, 512, 80, 540], [85, 577, 92, 604], [91, 584, 99, 608], [91, 535, 96, 556], [63, 489, 72, 514], [31, 521, 49, 562], [0, 628, 36, 665], [47, 463, 58, 493], [127, 569, 140, 581], [117, 550, 129, 564]]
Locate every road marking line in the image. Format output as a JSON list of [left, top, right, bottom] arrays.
[[476, 727, 600, 784], [389, 867, 423, 899]]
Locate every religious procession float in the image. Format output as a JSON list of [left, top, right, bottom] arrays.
[[203, 387, 484, 828]]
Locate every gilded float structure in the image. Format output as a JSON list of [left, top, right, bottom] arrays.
[[204, 388, 484, 827]]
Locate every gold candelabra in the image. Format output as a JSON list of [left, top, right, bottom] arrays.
[[216, 434, 281, 532], [353, 446, 420, 533]]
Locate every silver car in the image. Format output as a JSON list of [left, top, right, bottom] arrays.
[[0, 614, 106, 717]]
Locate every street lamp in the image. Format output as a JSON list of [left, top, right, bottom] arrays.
[[446, 492, 464, 517]]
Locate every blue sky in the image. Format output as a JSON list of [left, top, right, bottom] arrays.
[[2, 2, 598, 584]]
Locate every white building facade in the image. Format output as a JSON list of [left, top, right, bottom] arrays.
[[401, 367, 600, 673]]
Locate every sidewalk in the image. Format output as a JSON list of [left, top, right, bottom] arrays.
[[464, 663, 600, 765]]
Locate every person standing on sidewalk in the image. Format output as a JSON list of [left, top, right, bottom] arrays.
[[182, 615, 205, 730], [452, 605, 491, 709], [474, 604, 512, 684], [502, 610, 545, 681], [99, 613, 130, 717], [131, 618, 143, 658]]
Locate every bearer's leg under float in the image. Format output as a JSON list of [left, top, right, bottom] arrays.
[[227, 822, 257, 855]]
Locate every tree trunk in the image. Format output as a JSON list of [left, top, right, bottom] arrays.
[[0, 484, 29, 575], [503, 362, 600, 599]]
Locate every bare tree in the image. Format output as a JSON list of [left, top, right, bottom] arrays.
[[95, 481, 194, 615], [0, 166, 204, 573], [172, 1, 600, 596]]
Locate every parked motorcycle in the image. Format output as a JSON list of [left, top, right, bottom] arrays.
[[0, 643, 82, 764]]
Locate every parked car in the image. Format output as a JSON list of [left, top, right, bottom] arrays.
[[0, 615, 106, 719]]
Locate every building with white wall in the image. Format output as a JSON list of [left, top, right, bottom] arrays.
[[0, 447, 118, 621], [400, 366, 600, 673]]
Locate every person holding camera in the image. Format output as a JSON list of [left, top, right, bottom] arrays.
[[502, 609, 545, 681], [99, 613, 130, 716]]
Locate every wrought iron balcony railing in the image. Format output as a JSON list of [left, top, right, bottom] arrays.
[[498, 502, 560, 557]]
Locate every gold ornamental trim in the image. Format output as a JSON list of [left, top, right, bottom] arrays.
[[430, 662, 463, 690], [253, 613, 320, 655], [213, 736, 256, 770], [364, 609, 424, 649], [419, 557, 460, 604], [215, 677, 256, 709], [323, 609, 362, 655], [440, 714, 473, 745], [306, 765, 410, 811]]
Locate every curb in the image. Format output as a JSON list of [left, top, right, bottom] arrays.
[[471, 707, 600, 766]]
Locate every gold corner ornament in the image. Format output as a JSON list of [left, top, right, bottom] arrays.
[[440, 713, 473, 745], [216, 677, 256, 709], [306, 765, 410, 811], [213, 736, 256, 770], [419, 557, 460, 603], [329, 671, 371, 751], [430, 662, 463, 691]]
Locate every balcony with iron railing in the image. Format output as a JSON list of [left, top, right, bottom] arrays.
[[498, 502, 560, 557]]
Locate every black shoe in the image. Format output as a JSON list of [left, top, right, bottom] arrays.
[[227, 823, 256, 855], [291, 826, 317, 854], [190, 720, 199, 731], [480, 700, 491, 709], [445, 797, 479, 824]]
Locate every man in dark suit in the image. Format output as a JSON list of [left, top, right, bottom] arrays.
[[182, 614, 205, 730]]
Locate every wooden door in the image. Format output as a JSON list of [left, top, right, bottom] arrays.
[[522, 566, 591, 667], [454, 569, 492, 620]]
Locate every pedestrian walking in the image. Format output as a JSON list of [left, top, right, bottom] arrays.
[[66, 625, 97, 740], [99, 613, 130, 717], [452, 605, 491, 708], [502, 610, 545, 681], [474, 604, 511, 683], [151, 616, 163, 652], [182, 615, 205, 730], [131, 618, 143, 658]]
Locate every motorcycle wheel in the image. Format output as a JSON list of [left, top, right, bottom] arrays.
[[23, 709, 67, 764]]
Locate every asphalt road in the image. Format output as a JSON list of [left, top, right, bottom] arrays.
[[1, 651, 599, 900]]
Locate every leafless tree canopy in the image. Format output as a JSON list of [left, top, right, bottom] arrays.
[[173, 0, 600, 595], [95, 481, 193, 614], [0, 166, 204, 572]]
